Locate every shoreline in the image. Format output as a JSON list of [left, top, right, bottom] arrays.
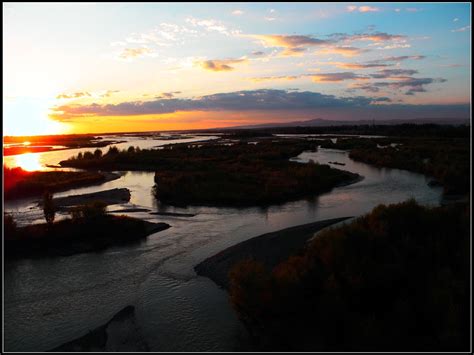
[[4, 171, 123, 201], [195, 216, 352, 289], [5, 216, 170, 260], [50, 305, 149, 352]]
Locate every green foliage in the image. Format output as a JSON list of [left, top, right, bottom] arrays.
[[229, 200, 470, 351], [43, 191, 55, 226]]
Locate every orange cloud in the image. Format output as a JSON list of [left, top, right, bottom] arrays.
[[198, 58, 248, 71], [119, 47, 154, 59], [316, 46, 369, 57], [323, 61, 391, 69], [347, 5, 380, 13], [310, 72, 369, 82], [56, 92, 91, 99], [248, 34, 331, 56]]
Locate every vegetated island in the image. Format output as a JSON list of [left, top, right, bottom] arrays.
[[4, 166, 121, 200], [313, 126, 470, 196], [46, 188, 132, 211], [58, 139, 361, 207], [224, 200, 469, 351], [195, 216, 352, 289], [4, 212, 170, 260], [3, 134, 124, 156], [50, 305, 149, 352]]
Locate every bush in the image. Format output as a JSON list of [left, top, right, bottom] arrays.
[[229, 200, 470, 351], [70, 201, 107, 221], [43, 191, 55, 226]]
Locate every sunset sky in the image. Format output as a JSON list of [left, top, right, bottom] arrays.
[[3, 2, 471, 136]]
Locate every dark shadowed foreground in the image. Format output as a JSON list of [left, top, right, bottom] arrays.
[[226, 200, 470, 351], [4, 215, 170, 259], [50, 305, 149, 352]]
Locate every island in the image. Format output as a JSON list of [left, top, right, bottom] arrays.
[[58, 139, 361, 207], [4, 213, 170, 259]]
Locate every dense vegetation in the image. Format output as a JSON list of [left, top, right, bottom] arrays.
[[216, 123, 470, 138], [4, 208, 169, 259], [4, 134, 124, 156], [59, 140, 359, 207], [3, 133, 121, 148], [229, 200, 470, 351], [320, 135, 470, 195], [4, 166, 108, 200]]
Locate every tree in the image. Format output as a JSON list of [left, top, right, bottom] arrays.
[[43, 191, 55, 226], [70, 200, 107, 221], [107, 146, 119, 155], [94, 149, 103, 158]]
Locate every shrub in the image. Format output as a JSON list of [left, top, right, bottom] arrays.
[[43, 191, 55, 226], [70, 200, 107, 221], [229, 200, 470, 351], [93, 149, 102, 158]]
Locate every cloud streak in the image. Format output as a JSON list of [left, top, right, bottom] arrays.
[[197, 58, 248, 71], [119, 47, 155, 59], [56, 92, 91, 99], [347, 5, 380, 13], [49, 89, 468, 123], [50, 89, 386, 120]]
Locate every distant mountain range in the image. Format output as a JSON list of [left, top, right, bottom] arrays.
[[227, 117, 470, 129]]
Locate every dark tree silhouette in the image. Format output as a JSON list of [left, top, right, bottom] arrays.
[[43, 191, 55, 226]]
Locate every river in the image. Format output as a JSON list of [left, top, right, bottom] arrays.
[[3, 134, 443, 351]]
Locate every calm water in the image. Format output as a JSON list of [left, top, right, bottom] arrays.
[[3, 137, 443, 351]]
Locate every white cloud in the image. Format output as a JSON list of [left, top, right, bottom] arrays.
[[232, 9, 244, 16], [453, 17, 459, 22], [451, 25, 470, 33], [185, 17, 241, 36], [347, 5, 380, 13]]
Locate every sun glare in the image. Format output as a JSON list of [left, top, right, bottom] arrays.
[[12, 153, 43, 171]]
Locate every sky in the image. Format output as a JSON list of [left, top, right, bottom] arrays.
[[3, 2, 471, 135]]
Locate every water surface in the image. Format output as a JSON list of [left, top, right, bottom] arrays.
[[4, 139, 443, 351]]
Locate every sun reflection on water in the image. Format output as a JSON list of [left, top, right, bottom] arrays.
[[11, 153, 43, 171]]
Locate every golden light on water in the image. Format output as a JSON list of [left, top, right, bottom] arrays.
[[11, 153, 43, 171], [22, 141, 31, 146]]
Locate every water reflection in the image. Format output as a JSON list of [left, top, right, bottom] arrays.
[[4, 144, 444, 352], [9, 153, 43, 171]]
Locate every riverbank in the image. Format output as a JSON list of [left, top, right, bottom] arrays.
[[195, 216, 352, 289], [50, 305, 149, 352], [4, 167, 122, 200], [4, 215, 170, 259], [47, 187, 131, 210], [225, 200, 470, 351]]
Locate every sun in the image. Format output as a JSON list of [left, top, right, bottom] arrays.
[[10, 153, 43, 171], [3, 97, 69, 136]]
